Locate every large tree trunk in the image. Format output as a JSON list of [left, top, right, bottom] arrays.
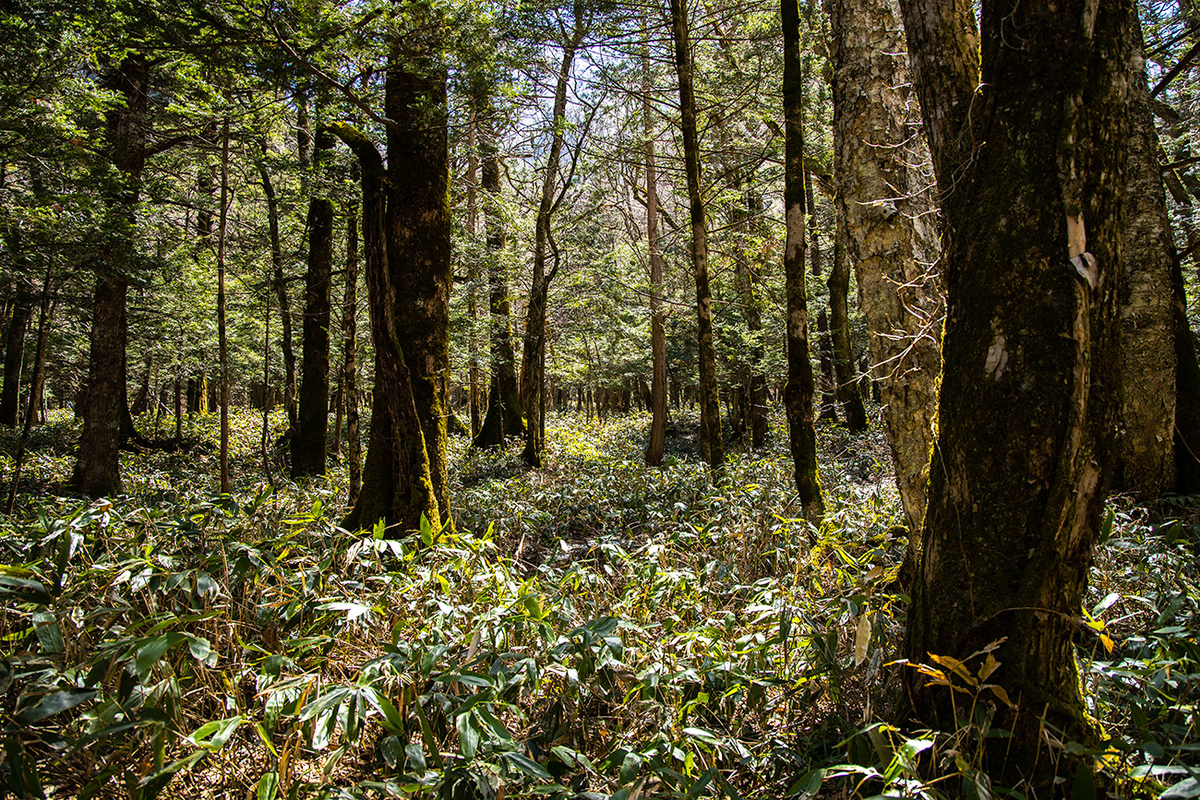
[[782, 0, 824, 518], [332, 122, 439, 534], [644, 39, 668, 467], [384, 30, 453, 528], [1113, 16, 1178, 498], [473, 91, 525, 449], [827, 0, 941, 539], [670, 0, 724, 478], [293, 127, 334, 478], [899, 0, 1130, 785], [521, 7, 584, 468], [74, 53, 148, 498]]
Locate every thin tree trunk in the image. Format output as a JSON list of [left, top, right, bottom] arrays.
[[343, 196, 362, 506], [0, 282, 30, 427], [827, 224, 868, 431], [259, 161, 297, 435], [473, 90, 525, 448], [6, 265, 53, 513], [466, 115, 482, 437], [782, 0, 823, 518], [217, 114, 231, 494], [645, 39, 668, 467], [521, 6, 585, 468], [261, 264, 273, 484], [670, 0, 724, 479]]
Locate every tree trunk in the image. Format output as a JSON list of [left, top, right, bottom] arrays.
[[645, 39, 668, 467], [293, 127, 334, 478], [74, 53, 148, 498], [899, 0, 1130, 785], [384, 28, 453, 528], [1113, 16, 1177, 498], [782, 0, 824, 518], [0, 285, 30, 427], [473, 90, 525, 448], [466, 115, 482, 438], [670, 0, 724, 478], [829, 0, 942, 537], [827, 223, 868, 431], [331, 121, 439, 534], [343, 196, 362, 506], [6, 267, 54, 514], [735, 189, 769, 449], [521, 6, 584, 468], [217, 115, 231, 494], [259, 156, 297, 434]]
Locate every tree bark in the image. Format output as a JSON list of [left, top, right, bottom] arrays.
[[828, 0, 941, 537], [645, 39, 668, 467], [521, 5, 585, 468], [343, 195, 362, 506], [259, 157, 297, 434], [0, 281, 30, 427], [671, 0, 724, 478], [466, 115, 482, 438], [473, 89, 525, 448], [217, 115, 231, 494], [293, 126, 334, 478], [74, 53, 148, 498], [827, 224, 868, 432], [1113, 16, 1178, 498], [384, 28, 453, 528], [782, 0, 824, 518], [899, 0, 1131, 785], [331, 121, 439, 534]]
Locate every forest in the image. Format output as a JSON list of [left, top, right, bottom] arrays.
[[1, 0, 1199, 797]]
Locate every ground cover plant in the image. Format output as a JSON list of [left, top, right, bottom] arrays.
[[0, 409, 1196, 799]]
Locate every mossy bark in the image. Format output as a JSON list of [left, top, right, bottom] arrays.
[[331, 122, 439, 535], [782, 0, 823, 518], [827, 227, 868, 432], [899, 0, 1131, 787], [644, 39, 668, 467], [384, 32, 453, 529]]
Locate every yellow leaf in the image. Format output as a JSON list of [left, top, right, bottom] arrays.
[[915, 664, 947, 681], [854, 614, 872, 666], [987, 684, 1018, 710], [930, 653, 978, 685], [978, 653, 1001, 681], [1100, 634, 1115, 654]]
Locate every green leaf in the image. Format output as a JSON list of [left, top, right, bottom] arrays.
[[17, 688, 97, 723], [256, 772, 278, 800], [187, 716, 242, 750], [503, 751, 552, 780], [1162, 779, 1200, 800], [1072, 762, 1095, 800], [456, 710, 480, 759]]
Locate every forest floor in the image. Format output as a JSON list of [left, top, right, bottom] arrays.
[[0, 408, 1196, 799]]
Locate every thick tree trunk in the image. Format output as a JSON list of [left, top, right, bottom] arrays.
[[1114, 18, 1177, 498], [521, 9, 584, 468], [827, 227, 868, 431], [293, 127, 334, 478], [74, 53, 148, 498], [645, 41, 668, 467], [899, 0, 1130, 785], [670, 0, 724, 478], [384, 32, 453, 528], [0, 287, 30, 427], [829, 0, 941, 537], [782, 0, 824, 518], [343, 197, 362, 506], [259, 158, 297, 434], [331, 122, 439, 534], [473, 91, 525, 448]]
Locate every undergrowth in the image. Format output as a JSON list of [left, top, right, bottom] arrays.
[[0, 409, 1196, 799]]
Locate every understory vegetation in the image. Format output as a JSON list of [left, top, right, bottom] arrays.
[[1, 410, 1197, 799]]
